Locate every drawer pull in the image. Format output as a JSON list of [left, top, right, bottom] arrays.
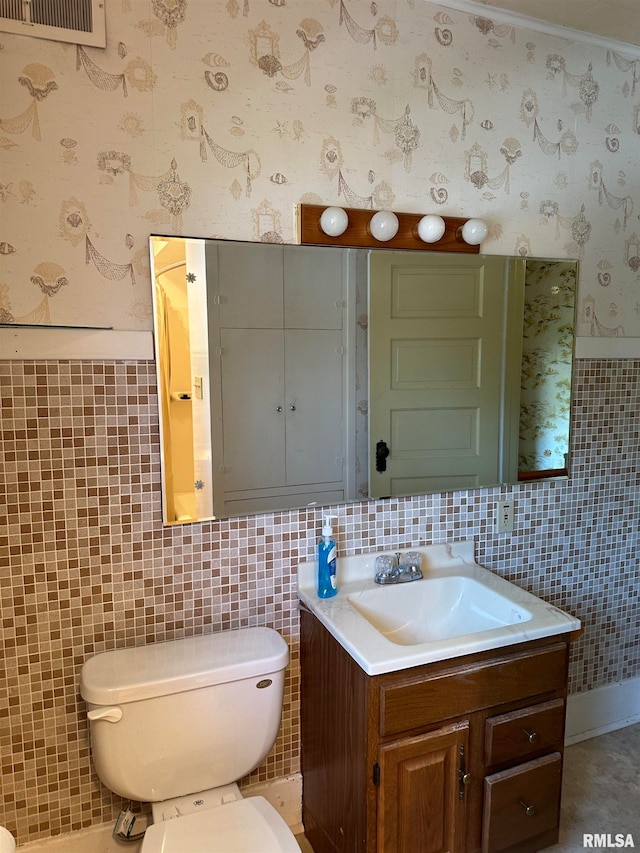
[[520, 800, 536, 817], [523, 729, 539, 744]]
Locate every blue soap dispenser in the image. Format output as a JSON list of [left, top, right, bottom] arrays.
[[317, 515, 338, 599]]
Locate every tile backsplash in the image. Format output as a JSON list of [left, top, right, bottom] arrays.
[[1, 356, 639, 844]]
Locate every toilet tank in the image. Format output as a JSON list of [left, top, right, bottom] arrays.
[[80, 627, 289, 803]]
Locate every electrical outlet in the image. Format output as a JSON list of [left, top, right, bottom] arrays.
[[496, 500, 514, 534]]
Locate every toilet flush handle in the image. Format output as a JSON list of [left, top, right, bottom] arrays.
[[87, 707, 123, 723]]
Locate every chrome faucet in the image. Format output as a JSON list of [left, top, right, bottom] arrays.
[[374, 552, 423, 584]]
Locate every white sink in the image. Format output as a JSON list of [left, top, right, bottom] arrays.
[[297, 540, 581, 675], [347, 575, 532, 646]]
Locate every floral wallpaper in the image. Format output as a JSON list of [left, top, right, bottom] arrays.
[[0, 0, 639, 335], [519, 259, 575, 471]]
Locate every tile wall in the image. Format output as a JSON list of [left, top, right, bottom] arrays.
[[0, 356, 639, 844]]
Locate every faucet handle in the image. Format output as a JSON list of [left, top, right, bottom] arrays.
[[374, 552, 423, 584], [404, 551, 423, 570], [375, 554, 394, 580]]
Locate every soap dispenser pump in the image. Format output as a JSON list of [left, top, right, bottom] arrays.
[[317, 515, 338, 599]]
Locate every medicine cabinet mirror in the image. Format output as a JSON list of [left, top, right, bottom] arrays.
[[150, 236, 577, 524]]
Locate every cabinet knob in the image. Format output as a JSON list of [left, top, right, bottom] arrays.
[[523, 729, 538, 744], [276, 406, 283, 412], [520, 801, 536, 817], [461, 772, 472, 786], [290, 405, 296, 411]]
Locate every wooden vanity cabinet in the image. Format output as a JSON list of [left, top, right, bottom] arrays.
[[300, 608, 570, 853]]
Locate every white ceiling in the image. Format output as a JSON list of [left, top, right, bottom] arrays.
[[441, 0, 640, 49]]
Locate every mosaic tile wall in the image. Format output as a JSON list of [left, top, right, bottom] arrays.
[[1, 356, 639, 844]]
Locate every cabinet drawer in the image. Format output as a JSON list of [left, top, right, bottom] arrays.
[[380, 643, 567, 737], [482, 753, 562, 853], [484, 699, 565, 766]]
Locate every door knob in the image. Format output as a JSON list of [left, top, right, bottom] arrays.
[[376, 439, 390, 472]]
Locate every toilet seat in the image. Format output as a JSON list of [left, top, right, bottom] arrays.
[[140, 796, 300, 853]]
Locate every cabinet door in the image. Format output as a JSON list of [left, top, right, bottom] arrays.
[[378, 721, 469, 853], [285, 329, 344, 486], [283, 244, 344, 329], [219, 328, 286, 491], [213, 241, 284, 329]]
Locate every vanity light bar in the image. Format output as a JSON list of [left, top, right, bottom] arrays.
[[297, 203, 486, 254]]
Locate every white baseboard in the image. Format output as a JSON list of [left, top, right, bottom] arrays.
[[17, 821, 141, 852], [565, 677, 640, 745]]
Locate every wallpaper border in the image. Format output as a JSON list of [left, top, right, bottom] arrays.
[[0, 328, 154, 360], [0, 329, 636, 361]]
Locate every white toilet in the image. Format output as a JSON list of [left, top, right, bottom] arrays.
[[79, 627, 300, 852]]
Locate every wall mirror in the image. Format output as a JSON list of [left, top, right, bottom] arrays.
[[150, 236, 577, 524]]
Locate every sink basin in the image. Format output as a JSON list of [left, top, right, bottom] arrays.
[[297, 540, 581, 675], [347, 575, 532, 646]]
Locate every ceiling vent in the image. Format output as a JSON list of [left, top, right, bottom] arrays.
[[0, 0, 106, 47]]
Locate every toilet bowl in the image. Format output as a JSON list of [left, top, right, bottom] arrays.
[[80, 627, 299, 853], [143, 795, 297, 852], [0, 826, 16, 853]]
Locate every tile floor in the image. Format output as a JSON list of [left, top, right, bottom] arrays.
[[546, 723, 640, 852], [295, 723, 640, 852]]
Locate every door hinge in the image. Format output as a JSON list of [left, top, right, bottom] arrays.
[[458, 743, 471, 801], [373, 762, 380, 787]]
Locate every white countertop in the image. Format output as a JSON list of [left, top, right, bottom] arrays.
[[297, 540, 581, 676]]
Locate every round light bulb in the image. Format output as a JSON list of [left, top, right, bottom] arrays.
[[369, 210, 399, 242], [416, 214, 446, 243], [461, 218, 488, 245], [319, 206, 348, 237]]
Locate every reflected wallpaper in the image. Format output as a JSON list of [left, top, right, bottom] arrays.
[[519, 260, 575, 471], [0, 0, 639, 332]]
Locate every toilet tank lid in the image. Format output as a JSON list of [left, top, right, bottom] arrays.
[[80, 627, 289, 706]]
